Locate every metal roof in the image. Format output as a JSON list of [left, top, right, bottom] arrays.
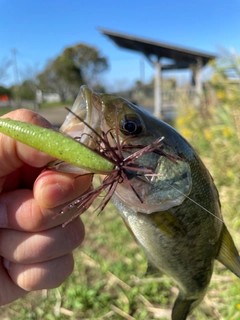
[[99, 28, 216, 67]]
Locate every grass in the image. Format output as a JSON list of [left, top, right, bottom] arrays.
[[0, 107, 15, 117], [40, 100, 73, 109]]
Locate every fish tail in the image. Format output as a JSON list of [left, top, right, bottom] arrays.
[[172, 293, 202, 320], [216, 223, 240, 277]]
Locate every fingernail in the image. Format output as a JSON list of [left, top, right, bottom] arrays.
[[0, 201, 7, 227], [3, 258, 10, 271]]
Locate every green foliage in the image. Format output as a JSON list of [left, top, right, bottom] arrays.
[[0, 57, 11, 83], [209, 49, 240, 104], [11, 80, 36, 100], [37, 44, 108, 102], [63, 44, 108, 82], [40, 100, 73, 108], [0, 85, 12, 97]]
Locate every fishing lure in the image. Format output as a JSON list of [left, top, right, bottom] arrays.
[[0, 118, 114, 173]]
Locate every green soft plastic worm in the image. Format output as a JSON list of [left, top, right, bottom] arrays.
[[0, 118, 114, 173]]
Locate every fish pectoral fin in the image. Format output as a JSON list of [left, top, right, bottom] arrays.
[[216, 224, 240, 277], [149, 211, 186, 238]]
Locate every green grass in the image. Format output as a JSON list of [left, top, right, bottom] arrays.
[[40, 100, 73, 109], [0, 107, 14, 116]]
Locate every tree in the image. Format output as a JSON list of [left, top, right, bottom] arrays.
[[11, 80, 36, 100], [38, 56, 82, 102], [211, 48, 240, 81], [63, 44, 108, 85], [0, 58, 12, 85], [0, 85, 12, 98], [210, 49, 240, 103], [37, 44, 108, 101]]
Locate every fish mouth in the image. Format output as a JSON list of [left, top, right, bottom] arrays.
[[48, 86, 106, 175], [60, 85, 102, 147]]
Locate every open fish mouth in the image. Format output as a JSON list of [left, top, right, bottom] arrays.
[[60, 85, 102, 148], [50, 86, 105, 174]]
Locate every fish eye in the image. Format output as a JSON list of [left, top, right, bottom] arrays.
[[119, 116, 143, 136]]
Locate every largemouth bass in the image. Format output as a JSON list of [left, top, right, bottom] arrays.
[[53, 85, 240, 320]]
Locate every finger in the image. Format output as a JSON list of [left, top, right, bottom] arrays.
[[34, 169, 92, 209], [5, 253, 74, 291], [0, 173, 91, 231], [2, 165, 43, 192], [0, 257, 27, 305], [0, 218, 85, 264]]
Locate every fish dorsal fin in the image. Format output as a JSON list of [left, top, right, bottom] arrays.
[[216, 224, 240, 277]]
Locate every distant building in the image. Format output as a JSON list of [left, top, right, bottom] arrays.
[[36, 90, 61, 103]]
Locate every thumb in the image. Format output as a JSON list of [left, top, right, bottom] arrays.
[[0, 109, 56, 179]]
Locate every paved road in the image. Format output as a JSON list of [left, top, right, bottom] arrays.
[[36, 106, 70, 127]]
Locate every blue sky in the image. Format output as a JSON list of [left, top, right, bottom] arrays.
[[0, 0, 240, 91]]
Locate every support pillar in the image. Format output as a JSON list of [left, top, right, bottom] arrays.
[[154, 60, 162, 118], [191, 57, 203, 106], [192, 57, 203, 95], [195, 57, 203, 95]]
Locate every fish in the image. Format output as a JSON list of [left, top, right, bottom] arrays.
[[52, 85, 240, 320]]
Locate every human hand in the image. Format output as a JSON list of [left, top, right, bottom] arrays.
[[0, 109, 91, 305]]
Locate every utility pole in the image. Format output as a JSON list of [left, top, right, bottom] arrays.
[[11, 49, 20, 84], [11, 49, 20, 108]]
